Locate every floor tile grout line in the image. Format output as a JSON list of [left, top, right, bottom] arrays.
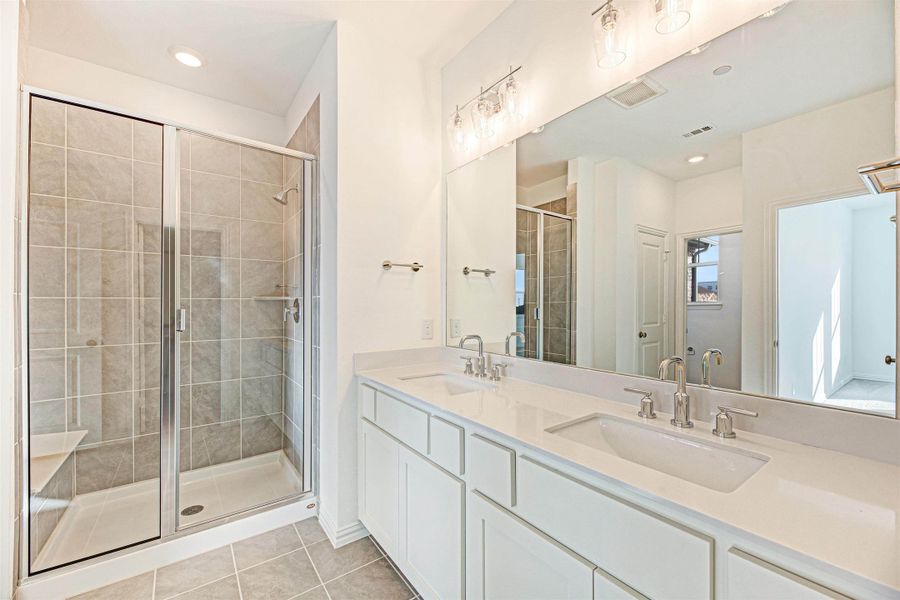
[[319, 554, 386, 586], [163, 571, 235, 600], [230, 543, 245, 600]]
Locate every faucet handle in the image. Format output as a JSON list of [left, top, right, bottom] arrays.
[[459, 356, 474, 376], [712, 406, 758, 439], [624, 388, 656, 419]]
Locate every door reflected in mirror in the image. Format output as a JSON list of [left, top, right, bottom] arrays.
[[445, 0, 897, 417]]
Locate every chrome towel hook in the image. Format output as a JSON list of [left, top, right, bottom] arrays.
[[463, 266, 496, 277]]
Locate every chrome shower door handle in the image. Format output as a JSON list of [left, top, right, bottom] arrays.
[[175, 308, 188, 333]]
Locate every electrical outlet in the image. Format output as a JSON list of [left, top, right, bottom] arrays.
[[421, 319, 434, 340], [450, 318, 462, 338]]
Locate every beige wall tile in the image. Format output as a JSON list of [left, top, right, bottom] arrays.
[[30, 97, 66, 146], [240, 260, 283, 298], [134, 161, 163, 208], [191, 171, 240, 218], [74, 439, 134, 494], [29, 399, 66, 435], [133, 121, 163, 164], [241, 180, 284, 223], [135, 342, 160, 391], [241, 146, 283, 185], [190, 214, 240, 258], [29, 349, 66, 401], [66, 199, 132, 251], [30, 245, 66, 297], [241, 338, 284, 378], [241, 221, 283, 261], [67, 391, 134, 445], [66, 345, 133, 397], [29, 298, 65, 349], [67, 149, 133, 205], [29, 195, 66, 247], [30, 143, 65, 197], [191, 298, 240, 340], [191, 135, 240, 177], [67, 297, 132, 347], [191, 380, 240, 426], [192, 257, 240, 298], [67, 105, 132, 158], [242, 376, 283, 418], [133, 433, 160, 482], [241, 299, 283, 339], [134, 252, 161, 299], [67, 249, 132, 298], [191, 340, 240, 383], [134, 298, 160, 344], [191, 422, 241, 468], [134, 206, 162, 253]]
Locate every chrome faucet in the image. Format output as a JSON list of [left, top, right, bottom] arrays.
[[701, 349, 724, 387], [505, 331, 525, 356], [459, 334, 487, 378], [658, 356, 693, 429]]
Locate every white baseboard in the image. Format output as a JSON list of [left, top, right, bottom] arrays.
[[318, 505, 368, 548], [17, 499, 316, 600]]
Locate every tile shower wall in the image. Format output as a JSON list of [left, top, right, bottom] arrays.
[[27, 97, 164, 558], [179, 132, 288, 472], [283, 96, 320, 479], [537, 199, 575, 364]]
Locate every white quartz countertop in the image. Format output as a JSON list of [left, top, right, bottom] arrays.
[[357, 361, 900, 593]]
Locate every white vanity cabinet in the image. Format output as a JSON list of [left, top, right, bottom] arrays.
[[467, 491, 595, 600], [359, 420, 400, 557], [726, 549, 851, 600]]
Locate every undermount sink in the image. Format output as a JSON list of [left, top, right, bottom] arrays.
[[399, 373, 495, 396], [547, 414, 769, 493]]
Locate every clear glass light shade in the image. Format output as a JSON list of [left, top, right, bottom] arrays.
[[654, 0, 691, 34], [447, 109, 468, 152], [593, 6, 627, 68], [500, 76, 524, 121], [471, 93, 496, 139]]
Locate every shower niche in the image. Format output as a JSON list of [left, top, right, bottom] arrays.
[[23, 94, 317, 573]]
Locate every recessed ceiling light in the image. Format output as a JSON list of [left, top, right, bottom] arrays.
[[686, 154, 707, 164], [531, 126, 545, 134], [685, 42, 710, 56], [712, 65, 732, 76], [759, 2, 790, 18], [168, 45, 206, 68]]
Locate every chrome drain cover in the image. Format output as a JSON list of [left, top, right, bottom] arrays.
[[180, 504, 204, 516]]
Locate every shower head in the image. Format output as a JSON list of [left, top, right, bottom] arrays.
[[272, 184, 298, 205]]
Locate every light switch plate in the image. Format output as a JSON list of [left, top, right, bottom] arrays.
[[422, 319, 434, 340]]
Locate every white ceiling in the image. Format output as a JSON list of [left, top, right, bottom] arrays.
[[516, 0, 895, 187], [27, 0, 511, 117]]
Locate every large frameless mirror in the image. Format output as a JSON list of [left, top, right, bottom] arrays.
[[446, 0, 897, 418]]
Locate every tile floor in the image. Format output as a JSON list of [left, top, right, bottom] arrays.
[[70, 517, 418, 600], [826, 377, 896, 416], [36, 451, 303, 571]]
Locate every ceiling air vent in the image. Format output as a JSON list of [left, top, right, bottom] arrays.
[[606, 77, 667, 109], [682, 125, 714, 138]]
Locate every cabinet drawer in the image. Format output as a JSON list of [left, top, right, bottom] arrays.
[[727, 548, 850, 600], [360, 384, 376, 421], [468, 433, 515, 507], [375, 391, 429, 454], [516, 456, 713, 600], [428, 416, 464, 475]]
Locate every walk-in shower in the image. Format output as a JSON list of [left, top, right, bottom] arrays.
[[20, 91, 319, 574]]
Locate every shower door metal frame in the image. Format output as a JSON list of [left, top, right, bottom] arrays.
[[18, 86, 320, 580], [516, 205, 574, 361]]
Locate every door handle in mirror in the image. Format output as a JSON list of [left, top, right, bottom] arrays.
[[638, 331, 647, 338], [886, 355, 896, 365]]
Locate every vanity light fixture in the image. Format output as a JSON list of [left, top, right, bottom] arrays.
[[686, 154, 707, 163], [447, 66, 524, 149], [447, 106, 468, 152], [653, 0, 691, 35], [592, 1, 628, 69], [168, 45, 206, 68]]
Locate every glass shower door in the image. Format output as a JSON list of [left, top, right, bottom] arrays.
[[26, 96, 164, 572], [174, 131, 305, 527]]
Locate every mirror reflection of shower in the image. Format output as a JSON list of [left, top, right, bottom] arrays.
[[273, 184, 298, 205]]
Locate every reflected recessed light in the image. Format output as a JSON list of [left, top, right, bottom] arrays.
[[531, 126, 545, 134], [168, 45, 206, 68], [685, 42, 710, 56], [712, 65, 732, 76], [759, 2, 790, 18], [686, 154, 707, 164]]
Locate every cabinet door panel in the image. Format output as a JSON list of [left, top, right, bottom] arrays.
[[468, 491, 593, 600], [359, 420, 400, 557], [400, 448, 464, 600], [727, 548, 851, 600]]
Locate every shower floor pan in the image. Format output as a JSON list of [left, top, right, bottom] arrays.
[[32, 450, 302, 572]]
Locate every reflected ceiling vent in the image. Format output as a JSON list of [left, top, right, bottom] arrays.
[[606, 77, 667, 109], [682, 125, 714, 138]]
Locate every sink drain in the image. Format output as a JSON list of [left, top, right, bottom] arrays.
[[180, 504, 204, 516]]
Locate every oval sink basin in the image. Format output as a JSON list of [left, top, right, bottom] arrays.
[[547, 414, 769, 493], [399, 373, 495, 396]]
